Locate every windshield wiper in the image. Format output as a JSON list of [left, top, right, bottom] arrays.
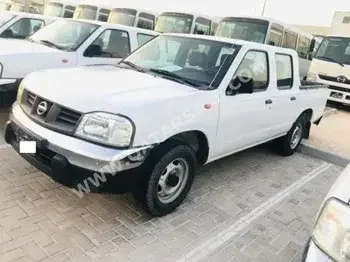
[[149, 68, 207, 89], [119, 61, 146, 73], [39, 40, 65, 50], [317, 56, 344, 67]]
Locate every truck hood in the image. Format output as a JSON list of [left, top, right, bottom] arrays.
[[23, 65, 201, 113], [0, 38, 59, 55], [310, 58, 350, 79]]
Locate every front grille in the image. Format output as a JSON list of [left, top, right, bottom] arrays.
[[319, 74, 350, 85], [21, 90, 82, 134], [327, 85, 350, 93]]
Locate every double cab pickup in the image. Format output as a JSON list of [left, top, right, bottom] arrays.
[[5, 34, 329, 216]]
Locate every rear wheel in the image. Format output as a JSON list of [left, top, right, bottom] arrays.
[[275, 115, 307, 156], [133, 143, 196, 216]]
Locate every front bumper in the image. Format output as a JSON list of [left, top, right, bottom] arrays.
[[0, 78, 22, 108], [302, 239, 333, 262], [4, 103, 152, 192]]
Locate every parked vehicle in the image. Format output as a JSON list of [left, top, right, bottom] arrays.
[[307, 35, 350, 106], [0, 19, 159, 107], [215, 16, 321, 79], [73, 1, 111, 22], [44, 0, 77, 18], [108, 8, 158, 30], [0, 11, 56, 39], [302, 164, 350, 262], [155, 11, 219, 35], [4, 34, 329, 216]]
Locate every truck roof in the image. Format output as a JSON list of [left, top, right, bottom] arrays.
[[164, 33, 299, 55]]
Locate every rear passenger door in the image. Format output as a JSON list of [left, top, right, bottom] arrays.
[[77, 29, 131, 66], [269, 53, 299, 136]]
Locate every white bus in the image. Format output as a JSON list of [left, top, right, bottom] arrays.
[[73, 1, 111, 22], [44, 0, 77, 18], [108, 8, 158, 30], [215, 16, 320, 79], [155, 12, 219, 35]]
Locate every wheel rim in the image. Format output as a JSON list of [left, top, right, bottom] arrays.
[[157, 158, 189, 204], [290, 123, 303, 149]]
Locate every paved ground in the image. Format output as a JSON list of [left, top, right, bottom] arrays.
[[0, 142, 343, 261], [307, 105, 350, 157]]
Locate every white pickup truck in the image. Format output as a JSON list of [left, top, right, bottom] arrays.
[[0, 18, 159, 107], [4, 34, 329, 216]]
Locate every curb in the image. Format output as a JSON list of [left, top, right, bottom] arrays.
[[299, 141, 350, 167], [323, 108, 338, 118]]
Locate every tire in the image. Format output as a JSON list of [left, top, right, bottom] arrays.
[[132, 143, 196, 217], [275, 115, 308, 156]]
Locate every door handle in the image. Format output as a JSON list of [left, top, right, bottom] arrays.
[[291, 96, 296, 101], [265, 99, 273, 104]]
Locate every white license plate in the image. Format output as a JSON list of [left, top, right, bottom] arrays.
[[19, 141, 37, 154]]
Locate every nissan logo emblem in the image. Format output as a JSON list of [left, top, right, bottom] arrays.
[[36, 101, 48, 116], [337, 75, 347, 83]]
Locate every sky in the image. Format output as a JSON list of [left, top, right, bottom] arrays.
[[73, 0, 350, 26]]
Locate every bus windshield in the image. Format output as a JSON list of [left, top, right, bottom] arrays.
[[44, 2, 63, 17], [0, 13, 15, 27], [108, 8, 136, 26], [315, 37, 350, 66], [215, 18, 268, 43], [73, 5, 97, 20], [155, 13, 193, 33]]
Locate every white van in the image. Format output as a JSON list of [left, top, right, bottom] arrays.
[[307, 35, 350, 106]]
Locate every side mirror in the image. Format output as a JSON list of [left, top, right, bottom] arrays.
[[309, 39, 316, 53], [226, 77, 254, 96], [84, 44, 102, 57]]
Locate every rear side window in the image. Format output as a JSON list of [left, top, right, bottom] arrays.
[[275, 54, 293, 89]]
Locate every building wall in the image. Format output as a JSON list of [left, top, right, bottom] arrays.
[[331, 11, 350, 36]]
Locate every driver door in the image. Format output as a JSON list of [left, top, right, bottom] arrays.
[[77, 29, 131, 66]]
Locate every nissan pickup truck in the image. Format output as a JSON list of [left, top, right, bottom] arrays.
[[0, 18, 159, 108], [4, 34, 329, 216]]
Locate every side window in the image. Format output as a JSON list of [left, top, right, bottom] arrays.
[[137, 33, 155, 46], [268, 28, 283, 46], [137, 13, 155, 30], [98, 9, 110, 22], [1, 18, 44, 39], [63, 6, 75, 18], [276, 54, 293, 89], [193, 17, 210, 35], [282, 30, 297, 50], [86, 29, 130, 58], [296, 36, 310, 59], [227, 50, 269, 95]]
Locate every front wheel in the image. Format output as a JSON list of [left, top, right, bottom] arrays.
[[133, 144, 196, 216], [275, 116, 306, 156]]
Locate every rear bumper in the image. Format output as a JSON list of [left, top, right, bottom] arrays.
[[0, 78, 22, 108], [4, 103, 153, 193], [302, 239, 333, 262]]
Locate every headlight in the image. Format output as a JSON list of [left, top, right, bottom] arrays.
[[313, 198, 350, 261], [75, 112, 134, 147], [16, 81, 25, 103], [307, 72, 318, 82]]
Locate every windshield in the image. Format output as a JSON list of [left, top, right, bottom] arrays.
[[315, 37, 350, 66], [108, 9, 136, 26], [44, 2, 63, 17], [73, 5, 97, 20], [155, 14, 193, 33], [29, 20, 99, 51], [122, 35, 241, 89], [0, 13, 15, 27], [215, 19, 268, 43]]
